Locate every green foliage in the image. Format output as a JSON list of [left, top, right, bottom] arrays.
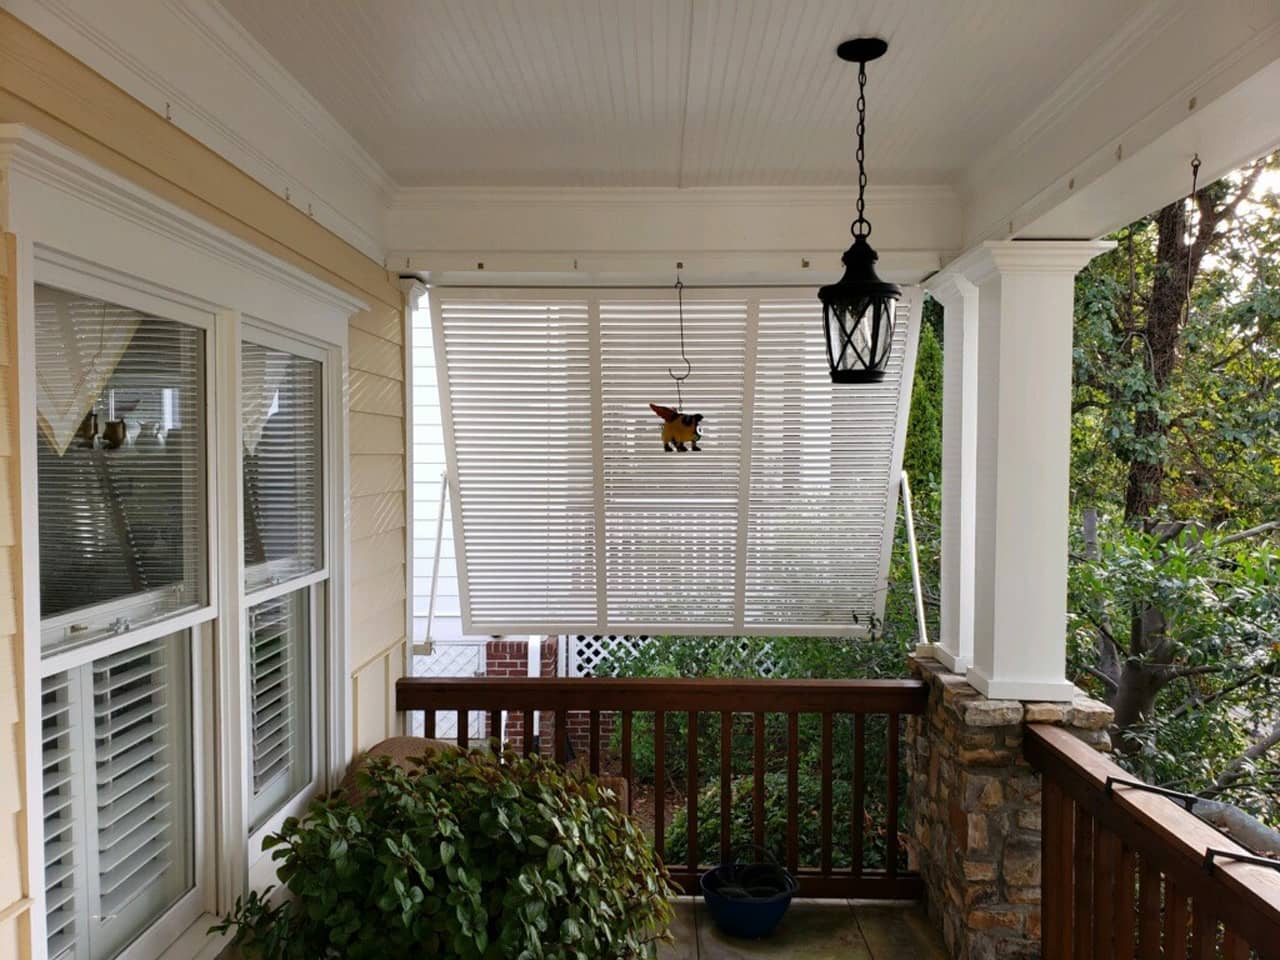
[[1068, 518, 1280, 823], [903, 316, 943, 488], [211, 750, 677, 959]]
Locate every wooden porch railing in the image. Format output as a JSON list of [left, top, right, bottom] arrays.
[[1027, 724, 1280, 960], [395, 676, 927, 900]]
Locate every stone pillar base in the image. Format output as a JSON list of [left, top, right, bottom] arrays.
[[907, 656, 1113, 960]]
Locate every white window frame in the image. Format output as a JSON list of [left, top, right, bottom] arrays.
[[7, 125, 361, 960], [238, 323, 334, 882], [24, 253, 220, 960]]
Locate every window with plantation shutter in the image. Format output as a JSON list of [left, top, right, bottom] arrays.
[[431, 287, 921, 637], [242, 341, 323, 593], [35, 284, 206, 654], [247, 589, 312, 831], [41, 633, 194, 960]]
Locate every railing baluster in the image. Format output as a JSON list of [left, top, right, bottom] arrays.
[[1164, 879, 1188, 960], [1073, 809, 1094, 960], [1222, 928, 1249, 960], [853, 713, 865, 876], [1093, 828, 1118, 959], [488, 709, 501, 747], [622, 710, 634, 815], [886, 712, 899, 877], [1042, 780, 1073, 960], [720, 711, 731, 867], [687, 710, 698, 874], [522, 709, 534, 757], [588, 709, 600, 774], [1115, 843, 1137, 958], [1137, 859, 1161, 960], [655, 711, 666, 859], [820, 711, 833, 875], [457, 709, 469, 749], [424, 708, 436, 739], [554, 710, 567, 764], [753, 713, 765, 852], [1190, 903, 1216, 960], [786, 712, 798, 875]]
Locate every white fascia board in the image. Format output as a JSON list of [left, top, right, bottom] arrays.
[[387, 185, 961, 285], [960, 0, 1280, 246], [1, 0, 394, 264]]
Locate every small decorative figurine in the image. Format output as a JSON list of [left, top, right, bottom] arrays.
[[649, 403, 703, 452]]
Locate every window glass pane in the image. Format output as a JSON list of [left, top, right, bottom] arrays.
[[35, 284, 206, 653], [248, 588, 312, 831], [42, 632, 194, 960], [242, 341, 322, 592]]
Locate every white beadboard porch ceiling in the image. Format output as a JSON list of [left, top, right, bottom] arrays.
[[218, 0, 1138, 189]]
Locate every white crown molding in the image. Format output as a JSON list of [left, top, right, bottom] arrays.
[[1, 0, 393, 263], [0, 123, 368, 318]]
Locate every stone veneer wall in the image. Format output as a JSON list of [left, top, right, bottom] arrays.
[[907, 657, 1114, 960]]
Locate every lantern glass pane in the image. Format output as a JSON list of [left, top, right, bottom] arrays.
[[825, 293, 897, 380]]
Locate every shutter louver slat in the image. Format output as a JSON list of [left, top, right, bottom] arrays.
[[248, 590, 311, 830], [35, 285, 206, 654]]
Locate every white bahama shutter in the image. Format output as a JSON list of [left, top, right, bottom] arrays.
[[41, 635, 193, 960], [600, 296, 748, 627], [431, 287, 921, 637], [744, 298, 916, 629], [434, 295, 597, 631]]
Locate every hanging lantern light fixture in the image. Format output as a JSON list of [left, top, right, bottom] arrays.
[[819, 37, 901, 384]]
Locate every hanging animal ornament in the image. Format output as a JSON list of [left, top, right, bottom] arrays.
[[650, 272, 704, 452], [650, 403, 703, 452]]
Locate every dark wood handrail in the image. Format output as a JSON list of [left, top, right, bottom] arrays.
[[1026, 723, 1280, 960], [395, 675, 928, 902], [395, 676, 928, 714]]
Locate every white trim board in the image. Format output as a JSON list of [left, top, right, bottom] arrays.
[[0, 0, 393, 263]]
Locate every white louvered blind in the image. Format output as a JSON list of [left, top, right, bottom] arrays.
[[433, 288, 920, 636], [745, 299, 913, 627], [242, 341, 323, 593], [437, 297, 597, 628], [35, 284, 206, 653], [247, 589, 311, 831], [600, 298, 746, 626], [42, 634, 193, 960]]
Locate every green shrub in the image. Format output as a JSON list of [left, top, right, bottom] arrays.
[[212, 750, 677, 959]]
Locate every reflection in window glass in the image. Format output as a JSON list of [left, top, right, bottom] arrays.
[[242, 342, 322, 592], [35, 284, 206, 651]]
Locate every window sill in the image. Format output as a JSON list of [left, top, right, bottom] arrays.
[[158, 915, 232, 960]]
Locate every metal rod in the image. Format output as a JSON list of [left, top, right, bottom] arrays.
[[1104, 776, 1200, 811], [901, 471, 929, 647], [1204, 848, 1280, 875], [415, 471, 449, 658]]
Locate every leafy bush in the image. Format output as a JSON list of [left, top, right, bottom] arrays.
[[212, 749, 677, 959]]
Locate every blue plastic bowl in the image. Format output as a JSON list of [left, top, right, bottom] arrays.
[[699, 863, 798, 939]]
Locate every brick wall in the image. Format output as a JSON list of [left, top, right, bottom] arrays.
[[484, 637, 559, 756], [907, 656, 1113, 960]]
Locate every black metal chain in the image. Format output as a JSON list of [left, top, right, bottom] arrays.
[[1184, 153, 1201, 315], [852, 61, 870, 239]]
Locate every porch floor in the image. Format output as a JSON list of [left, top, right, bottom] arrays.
[[658, 897, 947, 959]]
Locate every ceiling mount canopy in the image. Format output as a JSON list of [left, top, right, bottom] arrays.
[[819, 37, 902, 385]]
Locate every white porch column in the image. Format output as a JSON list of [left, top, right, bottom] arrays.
[[920, 274, 979, 673], [953, 241, 1112, 701]]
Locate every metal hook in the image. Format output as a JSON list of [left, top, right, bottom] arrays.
[[667, 273, 693, 410]]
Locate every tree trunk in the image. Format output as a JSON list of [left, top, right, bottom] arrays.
[[1123, 200, 1191, 522]]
